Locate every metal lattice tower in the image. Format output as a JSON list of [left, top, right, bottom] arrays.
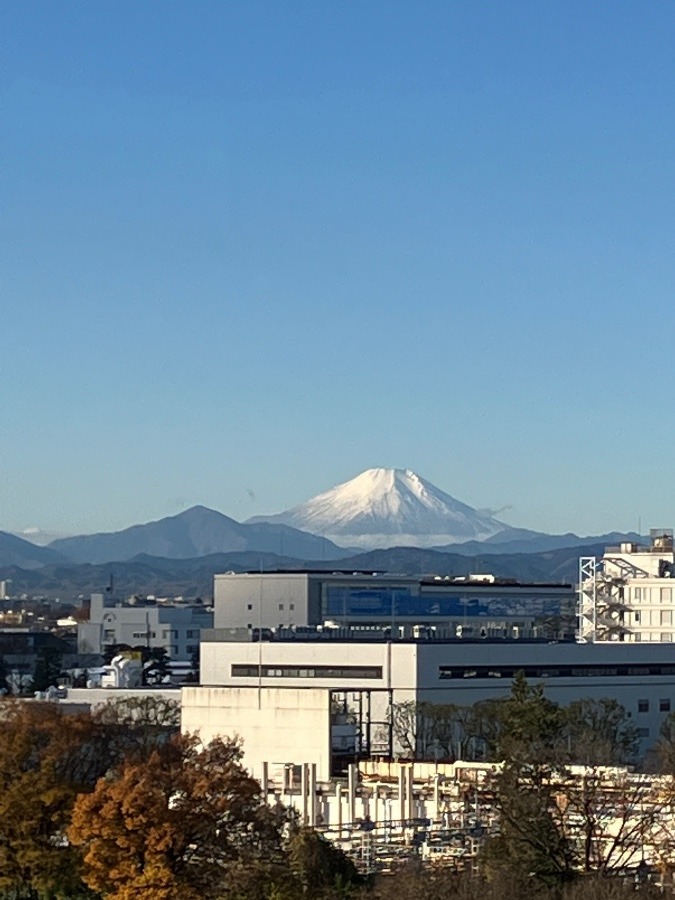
[[577, 557, 598, 642]]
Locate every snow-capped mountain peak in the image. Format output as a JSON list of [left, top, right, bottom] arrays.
[[247, 468, 511, 550]]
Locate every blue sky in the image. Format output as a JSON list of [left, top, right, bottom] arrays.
[[2, 1, 674, 538]]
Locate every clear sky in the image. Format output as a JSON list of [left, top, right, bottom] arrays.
[[2, 1, 674, 539]]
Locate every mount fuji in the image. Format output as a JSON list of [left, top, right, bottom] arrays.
[[247, 468, 523, 550]]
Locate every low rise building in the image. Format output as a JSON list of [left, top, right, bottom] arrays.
[[78, 593, 213, 661], [214, 570, 575, 639], [182, 627, 675, 779]]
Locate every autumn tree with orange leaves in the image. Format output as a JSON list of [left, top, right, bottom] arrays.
[[0, 695, 180, 899], [68, 733, 294, 900]]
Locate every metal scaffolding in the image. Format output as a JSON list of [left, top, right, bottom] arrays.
[[577, 556, 631, 642]]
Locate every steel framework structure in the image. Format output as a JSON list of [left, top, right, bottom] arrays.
[[577, 556, 631, 643]]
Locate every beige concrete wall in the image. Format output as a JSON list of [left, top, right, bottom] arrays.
[[182, 685, 333, 780]]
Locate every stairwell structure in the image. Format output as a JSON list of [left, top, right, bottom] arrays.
[[578, 530, 675, 643]]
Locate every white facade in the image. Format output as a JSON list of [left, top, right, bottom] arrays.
[[182, 686, 334, 779], [181, 635, 675, 777], [179, 546, 675, 786], [78, 593, 213, 661], [578, 530, 675, 643]]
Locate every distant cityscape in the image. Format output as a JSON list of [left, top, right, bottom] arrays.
[[2, 468, 675, 886]]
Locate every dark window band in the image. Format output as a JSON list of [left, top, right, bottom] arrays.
[[439, 664, 675, 680], [232, 664, 382, 679]]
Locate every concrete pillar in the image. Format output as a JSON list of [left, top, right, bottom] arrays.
[[433, 773, 441, 822], [301, 763, 309, 825], [309, 763, 317, 827], [398, 765, 406, 824], [406, 765, 414, 821], [348, 764, 357, 827], [260, 761, 269, 802], [336, 783, 343, 833]]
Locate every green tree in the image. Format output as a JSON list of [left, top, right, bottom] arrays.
[[480, 673, 576, 886], [31, 646, 63, 692], [494, 671, 566, 765], [286, 827, 360, 897], [142, 647, 170, 685]]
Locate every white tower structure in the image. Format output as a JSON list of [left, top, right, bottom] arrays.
[[577, 530, 675, 643]]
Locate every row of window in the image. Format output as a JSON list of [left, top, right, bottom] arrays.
[[438, 665, 675, 680], [123, 629, 201, 641], [638, 699, 671, 713], [246, 603, 296, 611], [231, 664, 383, 679], [322, 587, 567, 620], [633, 587, 673, 603], [633, 610, 673, 626]]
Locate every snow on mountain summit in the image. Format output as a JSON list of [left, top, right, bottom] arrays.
[[247, 468, 511, 550]]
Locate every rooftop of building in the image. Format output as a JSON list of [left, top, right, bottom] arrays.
[[605, 529, 674, 555], [201, 625, 574, 644], [225, 570, 572, 589]]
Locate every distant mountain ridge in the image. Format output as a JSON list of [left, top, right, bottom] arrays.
[[248, 468, 520, 549], [0, 532, 67, 569], [0, 542, 605, 600], [47, 505, 346, 565], [433, 531, 645, 555]]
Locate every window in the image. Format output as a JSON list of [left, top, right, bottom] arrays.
[[634, 587, 642, 601], [638, 700, 649, 713], [661, 611, 672, 626], [247, 604, 253, 611], [186, 630, 198, 638], [662, 588, 672, 603], [231, 664, 383, 680], [279, 604, 284, 611], [662, 633, 674, 642], [289, 604, 295, 611], [638, 728, 650, 738], [660, 699, 671, 712], [437, 663, 675, 680], [187, 645, 198, 655], [634, 612, 641, 623]]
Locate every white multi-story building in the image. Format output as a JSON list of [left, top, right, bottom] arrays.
[[78, 593, 213, 661], [578, 530, 675, 643], [180, 550, 675, 782]]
